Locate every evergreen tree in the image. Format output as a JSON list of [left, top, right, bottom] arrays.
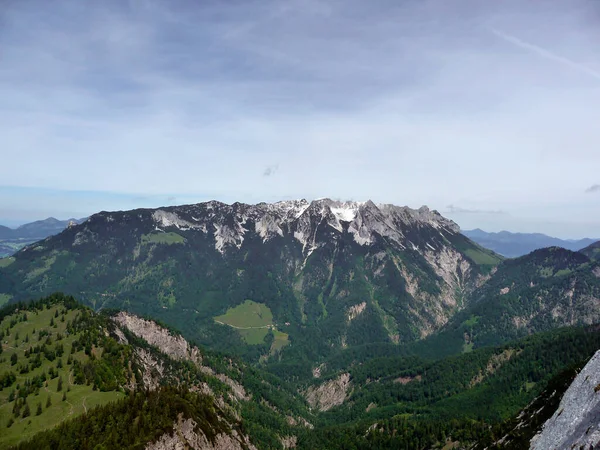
[[57, 377, 63, 392], [22, 401, 30, 418], [46, 396, 52, 408], [10, 353, 17, 366], [62, 392, 67, 402], [36, 402, 42, 416], [6, 417, 13, 428]]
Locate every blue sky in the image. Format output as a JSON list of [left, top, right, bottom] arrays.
[[1, 0, 600, 238]]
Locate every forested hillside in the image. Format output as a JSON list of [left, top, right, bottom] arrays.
[[2, 294, 600, 449]]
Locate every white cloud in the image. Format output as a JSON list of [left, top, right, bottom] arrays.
[[1, 0, 600, 237]]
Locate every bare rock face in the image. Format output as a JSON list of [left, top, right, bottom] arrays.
[[113, 312, 248, 401], [280, 436, 297, 449], [305, 373, 351, 412], [113, 312, 202, 364], [530, 350, 600, 449], [145, 414, 257, 450]]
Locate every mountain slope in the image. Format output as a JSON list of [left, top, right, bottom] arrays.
[[0, 199, 501, 363], [0, 294, 314, 449], [463, 229, 597, 258], [413, 247, 600, 358], [580, 240, 600, 262], [4, 295, 600, 449]]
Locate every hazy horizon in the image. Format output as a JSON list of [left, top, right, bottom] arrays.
[[1, 0, 599, 238]]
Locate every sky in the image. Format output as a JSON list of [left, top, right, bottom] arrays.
[[1, 0, 600, 238]]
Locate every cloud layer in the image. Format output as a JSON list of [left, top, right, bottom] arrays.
[[1, 0, 599, 237]]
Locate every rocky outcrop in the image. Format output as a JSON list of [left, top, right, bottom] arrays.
[[305, 373, 351, 411], [530, 350, 600, 449], [113, 312, 202, 364], [114, 312, 249, 402], [145, 414, 257, 450], [347, 302, 367, 322]]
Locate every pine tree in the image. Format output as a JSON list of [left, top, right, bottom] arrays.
[[10, 353, 17, 366], [22, 401, 30, 418], [6, 417, 13, 428], [62, 392, 67, 402], [50, 317, 55, 327], [57, 377, 63, 392], [46, 396, 52, 408], [36, 402, 42, 416]]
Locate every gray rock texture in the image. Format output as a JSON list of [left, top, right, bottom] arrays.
[[530, 350, 600, 449]]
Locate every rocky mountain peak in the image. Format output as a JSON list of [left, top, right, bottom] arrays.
[[134, 198, 460, 255]]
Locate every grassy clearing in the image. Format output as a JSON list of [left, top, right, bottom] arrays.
[[25, 255, 57, 281], [239, 328, 270, 345], [0, 304, 124, 447], [141, 232, 185, 245], [464, 249, 502, 266], [270, 329, 289, 355], [0, 257, 15, 268], [462, 315, 480, 328], [554, 269, 572, 277], [215, 300, 273, 329], [214, 300, 278, 345]]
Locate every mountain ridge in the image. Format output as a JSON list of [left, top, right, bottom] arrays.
[[0, 198, 501, 364], [463, 228, 597, 258]]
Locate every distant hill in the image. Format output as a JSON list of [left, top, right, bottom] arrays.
[[0, 217, 86, 257], [580, 240, 600, 262], [0, 217, 85, 239], [463, 229, 597, 258]]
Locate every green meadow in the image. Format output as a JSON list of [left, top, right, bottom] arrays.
[[214, 300, 290, 352], [0, 304, 124, 447]]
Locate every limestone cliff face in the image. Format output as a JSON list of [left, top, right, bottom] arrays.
[[113, 312, 203, 364], [305, 373, 351, 412], [530, 350, 600, 449], [145, 414, 257, 450], [112, 312, 248, 401]]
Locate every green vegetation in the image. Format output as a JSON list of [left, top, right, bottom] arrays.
[[0, 294, 11, 307], [269, 329, 290, 355], [25, 255, 57, 281], [141, 232, 185, 245], [0, 294, 129, 447], [464, 248, 502, 266], [215, 300, 273, 328], [214, 300, 282, 345], [12, 388, 228, 450], [0, 256, 15, 268]]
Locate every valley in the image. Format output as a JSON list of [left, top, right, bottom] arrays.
[[0, 199, 598, 449]]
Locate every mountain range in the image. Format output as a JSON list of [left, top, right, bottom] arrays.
[[1, 199, 600, 448], [0, 199, 506, 360], [463, 228, 598, 258]]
